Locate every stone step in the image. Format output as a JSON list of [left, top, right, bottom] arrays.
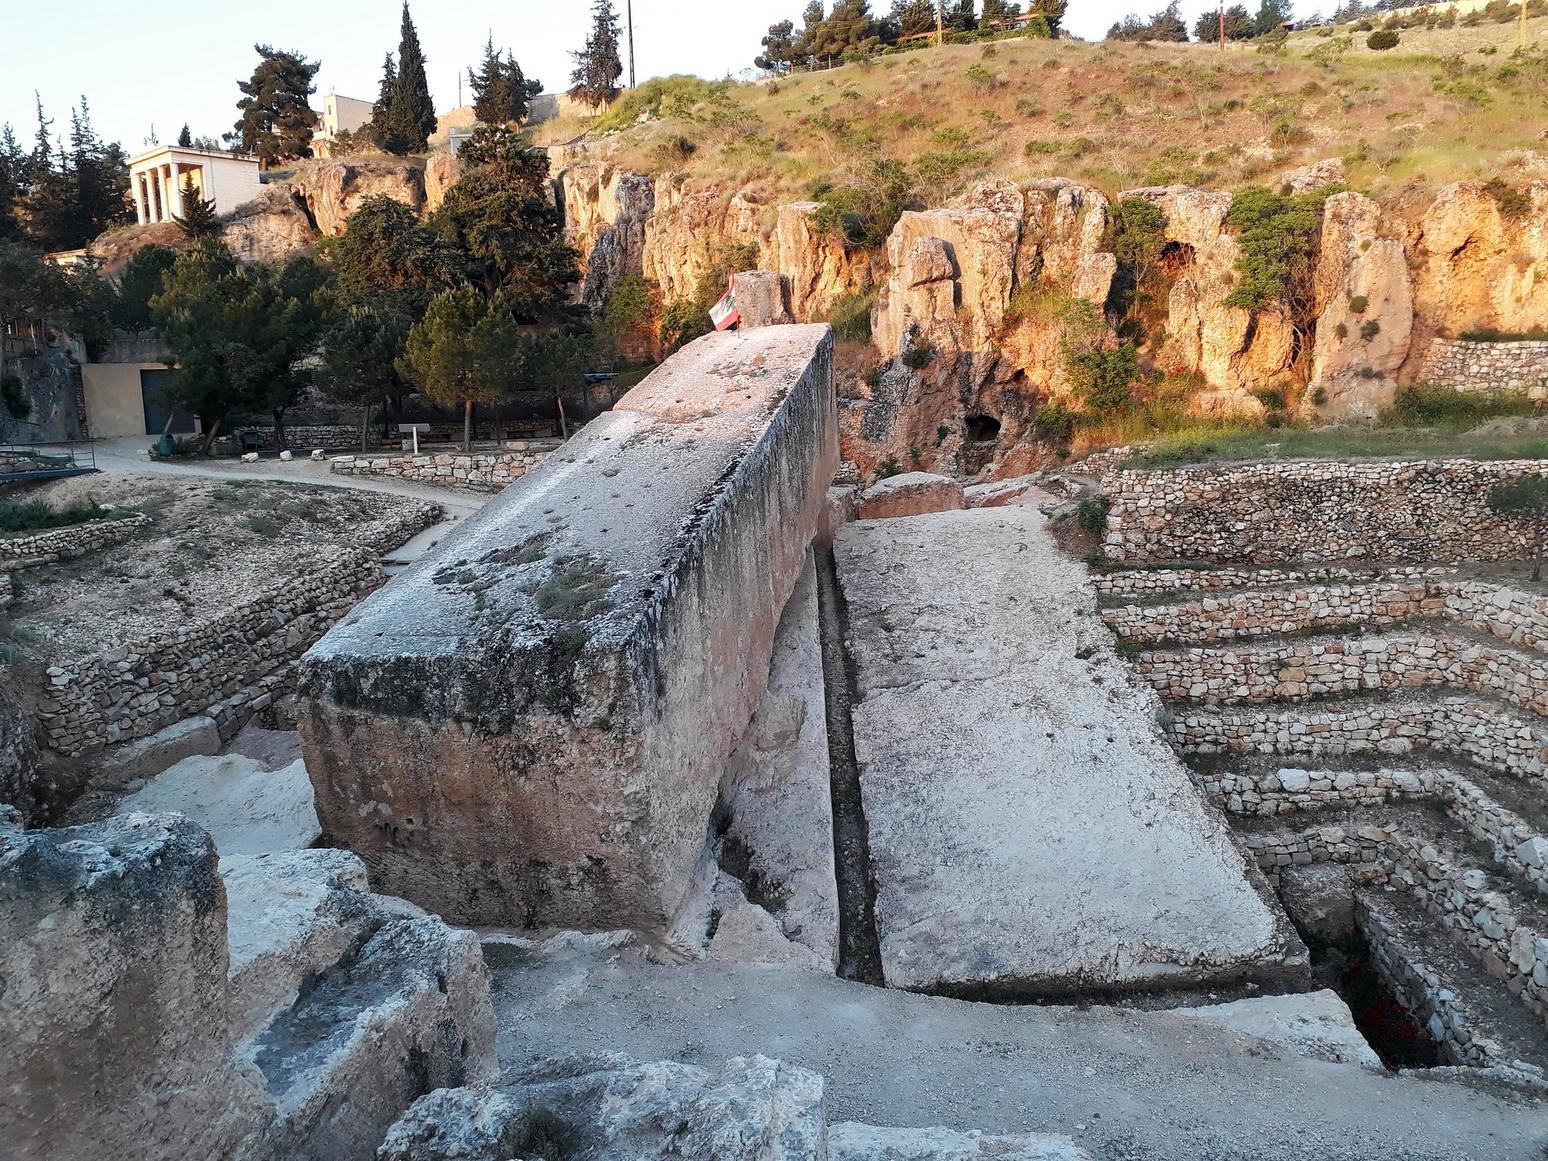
[[1357, 886, 1547, 1074]]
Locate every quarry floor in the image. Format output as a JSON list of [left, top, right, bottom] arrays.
[[484, 938, 1547, 1161]]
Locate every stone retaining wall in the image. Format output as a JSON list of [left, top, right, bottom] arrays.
[[1104, 579, 1548, 653], [1093, 564, 1454, 599], [1359, 897, 1515, 1069], [37, 501, 438, 759], [1237, 823, 1548, 1028], [1101, 459, 1548, 564], [1197, 765, 1548, 898], [328, 441, 560, 491], [1134, 632, 1548, 717], [1420, 338, 1548, 399], [1168, 697, 1548, 782], [0, 512, 151, 572]]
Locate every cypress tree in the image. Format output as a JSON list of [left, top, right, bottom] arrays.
[[569, 0, 624, 111], [390, 3, 437, 152], [371, 54, 407, 154], [177, 124, 193, 147], [173, 175, 220, 238], [0, 125, 25, 242]]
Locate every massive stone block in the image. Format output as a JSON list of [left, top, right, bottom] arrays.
[[0, 812, 267, 1161], [298, 326, 838, 930]]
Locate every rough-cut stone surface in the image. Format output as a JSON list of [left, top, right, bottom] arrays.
[[222, 848, 383, 1042], [834, 508, 1302, 995], [0, 812, 267, 1161], [378, 1053, 827, 1161], [299, 326, 838, 930], [117, 753, 320, 856], [0, 683, 40, 821], [290, 159, 425, 237], [247, 916, 496, 1161], [423, 151, 463, 214], [734, 270, 796, 327], [221, 186, 318, 265], [856, 471, 965, 520], [829, 1123, 1092, 1161], [1171, 989, 1382, 1070], [94, 713, 223, 787], [713, 555, 839, 965], [561, 163, 655, 310]]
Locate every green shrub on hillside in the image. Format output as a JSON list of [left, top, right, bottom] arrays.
[[808, 159, 910, 250], [826, 289, 876, 343], [1483, 177, 1533, 220], [1390, 384, 1536, 425], [0, 499, 108, 536], [1367, 29, 1401, 50], [1222, 186, 1340, 321]]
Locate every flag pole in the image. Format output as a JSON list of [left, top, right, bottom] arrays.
[[627, 0, 637, 88]]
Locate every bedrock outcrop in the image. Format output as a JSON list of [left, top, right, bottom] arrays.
[[298, 326, 838, 931]]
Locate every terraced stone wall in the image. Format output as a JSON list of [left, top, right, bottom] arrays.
[[1420, 338, 1548, 399], [1101, 459, 1548, 564], [328, 442, 559, 491], [0, 512, 150, 572]]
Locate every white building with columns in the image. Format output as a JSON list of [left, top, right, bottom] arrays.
[[127, 145, 263, 226]]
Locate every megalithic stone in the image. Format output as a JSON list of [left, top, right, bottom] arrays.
[[297, 325, 837, 930]]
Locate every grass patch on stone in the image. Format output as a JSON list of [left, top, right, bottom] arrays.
[[0, 498, 112, 537], [534, 556, 617, 622]]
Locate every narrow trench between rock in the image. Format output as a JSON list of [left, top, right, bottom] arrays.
[[813, 545, 885, 985]]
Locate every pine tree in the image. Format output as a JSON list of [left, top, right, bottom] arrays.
[[177, 124, 193, 147], [890, 0, 938, 39], [1030, 0, 1068, 34], [390, 3, 437, 152], [230, 45, 320, 167], [569, 0, 624, 111], [68, 100, 129, 245], [982, 0, 1022, 26], [0, 125, 27, 242], [755, 20, 799, 71], [371, 54, 407, 154], [468, 36, 543, 124], [173, 175, 220, 238]]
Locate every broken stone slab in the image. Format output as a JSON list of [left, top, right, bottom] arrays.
[[244, 916, 496, 1161], [835, 508, 1304, 996], [299, 326, 838, 930], [856, 471, 965, 520], [963, 474, 1047, 509], [377, 1053, 827, 1161], [1170, 989, 1383, 1071], [223, 848, 384, 1042], [0, 812, 269, 1161], [829, 1123, 1093, 1161], [116, 753, 319, 856], [94, 713, 222, 788]]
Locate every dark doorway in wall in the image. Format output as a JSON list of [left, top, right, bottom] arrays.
[[964, 414, 1001, 442]]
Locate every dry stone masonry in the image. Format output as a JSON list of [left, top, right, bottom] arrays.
[[328, 440, 561, 491], [1102, 458, 1548, 564], [1419, 338, 1548, 399], [0, 511, 150, 573]]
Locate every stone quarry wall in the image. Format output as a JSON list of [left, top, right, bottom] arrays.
[[299, 326, 839, 931], [0, 512, 150, 572], [38, 501, 437, 762], [1419, 338, 1548, 398], [329, 442, 558, 490], [1102, 459, 1548, 564]]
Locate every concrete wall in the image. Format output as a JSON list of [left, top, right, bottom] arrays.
[[298, 325, 839, 931], [1102, 459, 1548, 564], [82, 362, 159, 439]]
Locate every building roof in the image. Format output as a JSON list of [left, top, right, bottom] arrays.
[[127, 144, 259, 168]]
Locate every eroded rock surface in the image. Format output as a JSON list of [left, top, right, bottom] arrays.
[[829, 1123, 1091, 1161], [378, 1053, 827, 1161], [834, 507, 1304, 995], [117, 752, 319, 855], [856, 472, 965, 520]]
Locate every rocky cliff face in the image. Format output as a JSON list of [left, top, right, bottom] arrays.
[[289, 159, 425, 237]]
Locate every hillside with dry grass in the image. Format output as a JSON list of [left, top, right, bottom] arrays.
[[534, 15, 1548, 212]]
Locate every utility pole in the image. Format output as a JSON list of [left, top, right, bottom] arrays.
[[1521, 0, 1529, 52], [937, 0, 945, 46], [1219, 0, 1226, 48], [627, 0, 637, 88]]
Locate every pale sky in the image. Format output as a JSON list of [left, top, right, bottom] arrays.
[[0, 1, 1304, 154]]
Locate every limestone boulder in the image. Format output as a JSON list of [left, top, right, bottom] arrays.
[[378, 1054, 828, 1161], [290, 159, 426, 237], [116, 753, 319, 856], [85, 220, 187, 275], [856, 471, 966, 519], [1308, 192, 1413, 419], [222, 187, 319, 265], [733, 270, 796, 328], [1280, 158, 1347, 195]]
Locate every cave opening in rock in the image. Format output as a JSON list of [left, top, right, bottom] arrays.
[[1160, 241, 1196, 275], [964, 414, 1001, 442]]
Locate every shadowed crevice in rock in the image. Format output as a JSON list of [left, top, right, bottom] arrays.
[[814, 545, 884, 985]]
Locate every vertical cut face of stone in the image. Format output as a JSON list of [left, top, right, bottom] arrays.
[[834, 508, 1304, 996], [298, 326, 837, 930]]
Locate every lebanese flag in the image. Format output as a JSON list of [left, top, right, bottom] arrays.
[[710, 282, 740, 331]]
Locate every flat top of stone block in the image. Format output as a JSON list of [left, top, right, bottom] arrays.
[[835, 508, 1294, 993], [858, 471, 959, 499], [303, 326, 832, 701]]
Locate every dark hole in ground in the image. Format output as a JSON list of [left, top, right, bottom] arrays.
[[964, 414, 1002, 442]]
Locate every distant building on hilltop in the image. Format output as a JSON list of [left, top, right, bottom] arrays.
[[312, 94, 375, 157], [127, 145, 262, 226]]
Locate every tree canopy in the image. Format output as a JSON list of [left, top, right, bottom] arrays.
[[230, 46, 320, 167], [469, 36, 544, 125], [570, 0, 625, 110], [1108, 1, 1191, 41]]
